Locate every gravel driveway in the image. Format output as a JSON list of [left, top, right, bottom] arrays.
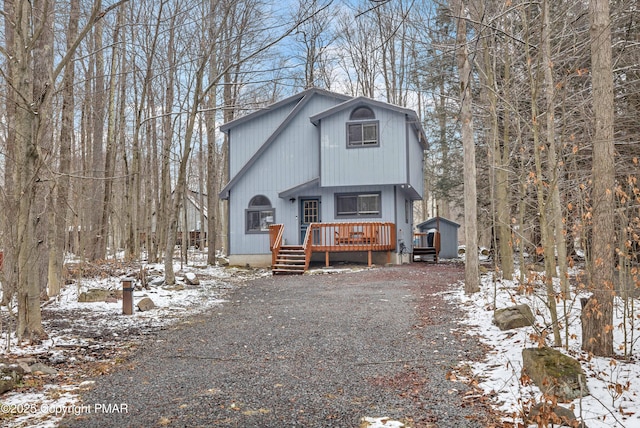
[[61, 263, 494, 427]]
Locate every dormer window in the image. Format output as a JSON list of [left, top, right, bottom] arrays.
[[347, 106, 379, 147]]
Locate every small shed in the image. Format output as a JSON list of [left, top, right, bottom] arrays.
[[416, 217, 460, 259]]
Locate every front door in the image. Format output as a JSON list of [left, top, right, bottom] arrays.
[[300, 198, 320, 243]]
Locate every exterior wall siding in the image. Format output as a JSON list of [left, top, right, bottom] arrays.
[[230, 183, 400, 254], [407, 123, 425, 197], [394, 187, 414, 254], [222, 89, 426, 263], [227, 95, 346, 255], [320, 107, 406, 187], [228, 100, 298, 178]]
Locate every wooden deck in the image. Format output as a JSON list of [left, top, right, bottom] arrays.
[[270, 222, 396, 273]]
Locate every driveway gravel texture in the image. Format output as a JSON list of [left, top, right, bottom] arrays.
[[61, 263, 496, 428]]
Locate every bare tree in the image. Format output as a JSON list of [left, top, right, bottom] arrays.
[[292, 0, 336, 90], [581, 0, 615, 357], [452, 0, 479, 294], [473, 3, 514, 280], [2, 0, 126, 341], [48, 0, 80, 297], [337, 9, 379, 97]]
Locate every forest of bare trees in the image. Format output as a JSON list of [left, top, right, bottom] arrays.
[[1, 0, 639, 357]]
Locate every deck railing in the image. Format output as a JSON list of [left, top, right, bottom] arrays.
[[413, 231, 441, 251], [312, 222, 396, 267], [269, 224, 285, 266], [307, 222, 396, 252], [270, 222, 396, 269], [302, 223, 313, 271]]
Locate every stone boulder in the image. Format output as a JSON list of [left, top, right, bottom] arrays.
[[522, 347, 589, 402], [149, 277, 165, 287], [493, 304, 535, 330], [78, 289, 111, 302], [0, 363, 25, 394], [137, 297, 156, 312], [184, 272, 200, 285], [527, 402, 588, 428], [29, 362, 58, 376]]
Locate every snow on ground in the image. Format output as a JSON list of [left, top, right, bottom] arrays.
[[0, 253, 271, 428], [1, 254, 639, 427], [445, 266, 640, 428]]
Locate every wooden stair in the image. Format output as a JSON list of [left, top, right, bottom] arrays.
[[413, 246, 438, 263], [272, 245, 307, 274]]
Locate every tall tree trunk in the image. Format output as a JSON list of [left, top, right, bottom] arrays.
[[453, 0, 479, 294], [205, 12, 220, 265], [542, 0, 569, 298], [164, 64, 205, 285], [49, 0, 79, 297], [158, 80, 173, 265], [522, 3, 562, 347], [1, 0, 19, 308], [90, 0, 107, 260], [160, 21, 177, 282], [478, 21, 514, 280], [582, 0, 615, 357], [33, 0, 55, 302], [12, 0, 46, 342], [205, 107, 218, 264], [496, 53, 514, 280], [96, 6, 125, 260]]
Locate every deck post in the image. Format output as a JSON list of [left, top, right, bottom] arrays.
[[368, 250, 372, 266], [325, 251, 329, 267]]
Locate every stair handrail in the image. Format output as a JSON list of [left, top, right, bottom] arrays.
[[269, 224, 284, 267], [303, 223, 314, 271]]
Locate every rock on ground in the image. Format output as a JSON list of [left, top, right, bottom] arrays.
[[493, 304, 535, 330]]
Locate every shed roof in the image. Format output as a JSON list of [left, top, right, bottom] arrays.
[[416, 217, 460, 230]]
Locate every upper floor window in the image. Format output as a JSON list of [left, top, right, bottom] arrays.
[[347, 106, 379, 148], [350, 106, 375, 120], [246, 195, 274, 233]]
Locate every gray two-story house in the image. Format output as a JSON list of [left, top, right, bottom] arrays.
[[219, 88, 427, 273]]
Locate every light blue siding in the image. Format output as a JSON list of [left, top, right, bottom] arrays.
[[222, 89, 426, 259], [229, 183, 403, 254], [228, 101, 296, 178], [320, 107, 407, 187], [227, 94, 348, 255], [408, 122, 425, 197], [393, 187, 414, 252]]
